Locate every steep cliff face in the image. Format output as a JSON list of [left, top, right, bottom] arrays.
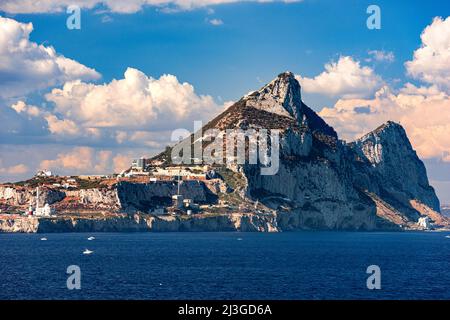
[[116, 180, 217, 212], [349, 121, 440, 215], [0, 213, 279, 233], [0, 186, 65, 207], [64, 188, 120, 209]]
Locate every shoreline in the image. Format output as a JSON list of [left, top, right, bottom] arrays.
[[0, 212, 280, 233], [1, 213, 440, 233]]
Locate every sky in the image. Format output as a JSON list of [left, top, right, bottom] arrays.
[[0, 0, 450, 202]]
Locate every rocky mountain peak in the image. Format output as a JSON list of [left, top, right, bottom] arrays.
[[349, 120, 440, 212], [243, 72, 337, 137], [353, 121, 413, 163], [244, 71, 302, 120], [351, 121, 412, 166], [370, 121, 407, 138]]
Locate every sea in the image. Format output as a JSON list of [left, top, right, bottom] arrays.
[[0, 231, 449, 300]]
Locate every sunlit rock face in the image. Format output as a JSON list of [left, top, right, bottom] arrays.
[[0, 186, 65, 206], [244, 72, 337, 137]]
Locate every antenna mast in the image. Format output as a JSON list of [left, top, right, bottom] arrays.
[[177, 169, 181, 194], [36, 186, 39, 211]]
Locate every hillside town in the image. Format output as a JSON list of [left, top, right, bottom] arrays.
[[0, 152, 264, 222]]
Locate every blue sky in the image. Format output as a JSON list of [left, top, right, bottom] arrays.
[[7, 0, 448, 105], [1, 0, 450, 202]]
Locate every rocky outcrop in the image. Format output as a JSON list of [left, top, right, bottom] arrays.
[[204, 179, 232, 194], [245, 72, 337, 137], [65, 188, 120, 209], [349, 121, 440, 218], [0, 216, 40, 233], [0, 186, 65, 207]]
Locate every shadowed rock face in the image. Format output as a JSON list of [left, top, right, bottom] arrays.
[[349, 121, 440, 217], [116, 180, 218, 212]]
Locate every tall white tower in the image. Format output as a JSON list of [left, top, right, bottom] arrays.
[[36, 187, 40, 212]]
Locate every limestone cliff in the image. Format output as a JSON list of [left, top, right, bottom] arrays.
[[0, 213, 279, 233], [0, 186, 65, 207], [349, 121, 440, 219]]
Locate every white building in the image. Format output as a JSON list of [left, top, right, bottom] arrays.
[[417, 216, 431, 229], [131, 157, 147, 171], [172, 195, 184, 209], [36, 170, 52, 177], [35, 203, 54, 217], [32, 187, 55, 217]]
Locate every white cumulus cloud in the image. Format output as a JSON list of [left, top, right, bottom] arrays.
[[319, 83, 450, 162], [45, 67, 223, 130], [296, 56, 384, 99], [0, 16, 100, 99], [6, 67, 224, 153], [0, 159, 29, 175], [40, 147, 111, 173], [405, 16, 450, 91]]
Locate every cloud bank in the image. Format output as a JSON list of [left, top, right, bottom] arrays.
[[296, 56, 384, 99], [405, 16, 450, 91], [0, 0, 301, 14], [0, 16, 100, 100]]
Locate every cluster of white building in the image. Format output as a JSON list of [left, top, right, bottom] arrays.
[[417, 216, 432, 229], [35, 170, 53, 178], [52, 178, 78, 189], [25, 187, 55, 217]]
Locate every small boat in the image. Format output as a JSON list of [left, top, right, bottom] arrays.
[[445, 235, 450, 238], [40, 237, 47, 241], [83, 249, 93, 255], [87, 236, 95, 241]]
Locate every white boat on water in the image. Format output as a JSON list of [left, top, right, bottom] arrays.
[[83, 249, 93, 255], [87, 236, 95, 241], [40, 237, 47, 241], [445, 235, 450, 238]]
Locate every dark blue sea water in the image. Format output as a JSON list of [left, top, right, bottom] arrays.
[[1, 231, 450, 300]]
